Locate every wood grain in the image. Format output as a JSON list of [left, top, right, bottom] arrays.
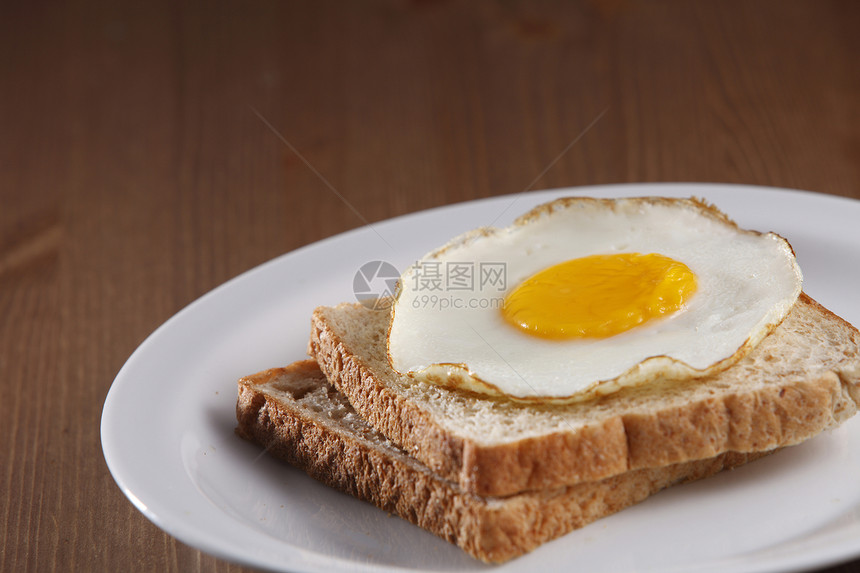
[[2, 1, 859, 571]]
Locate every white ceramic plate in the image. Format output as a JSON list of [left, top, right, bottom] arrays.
[[102, 183, 860, 573]]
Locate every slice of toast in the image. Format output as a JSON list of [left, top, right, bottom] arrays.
[[236, 360, 770, 563], [308, 293, 860, 497]]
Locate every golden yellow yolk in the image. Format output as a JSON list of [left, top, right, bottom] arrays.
[[502, 253, 698, 339]]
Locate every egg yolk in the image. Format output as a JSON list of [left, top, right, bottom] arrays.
[[502, 253, 697, 339]]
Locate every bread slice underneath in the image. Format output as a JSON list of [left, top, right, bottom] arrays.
[[308, 293, 860, 497], [236, 360, 771, 563]]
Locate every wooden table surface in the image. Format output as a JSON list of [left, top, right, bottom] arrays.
[[3, 1, 859, 571]]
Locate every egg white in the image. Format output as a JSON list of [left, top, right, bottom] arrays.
[[386, 197, 802, 402]]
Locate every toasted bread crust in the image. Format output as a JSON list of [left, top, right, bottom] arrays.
[[308, 294, 860, 497], [236, 362, 769, 563], [306, 330, 469, 479]]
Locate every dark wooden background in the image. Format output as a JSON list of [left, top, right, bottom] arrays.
[[2, 1, 859, 571]]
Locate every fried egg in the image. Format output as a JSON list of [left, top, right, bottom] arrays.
[[386, 197, 802, 402]]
